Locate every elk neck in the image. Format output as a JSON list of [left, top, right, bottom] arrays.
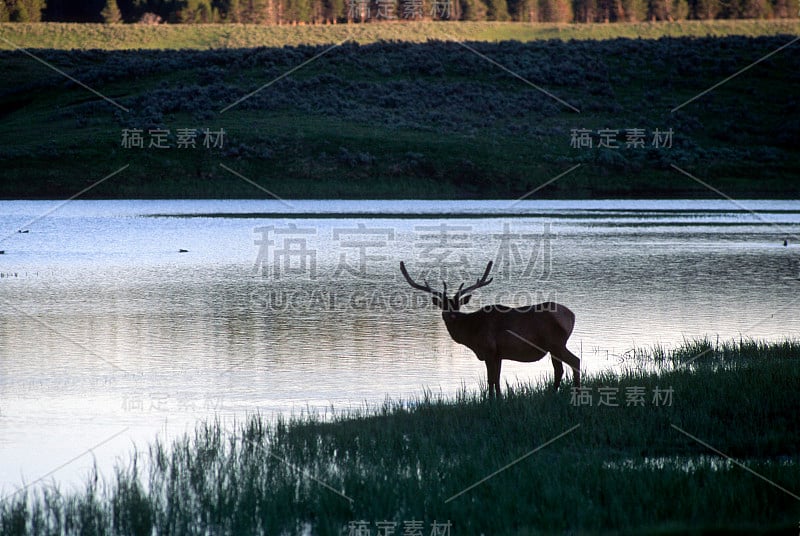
[[441, 310, 482, 346]]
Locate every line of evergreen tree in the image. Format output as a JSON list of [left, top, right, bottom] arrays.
[[1, 0, 796, 23]]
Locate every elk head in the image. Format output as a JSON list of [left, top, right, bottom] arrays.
[[399, 261, 494, 316]]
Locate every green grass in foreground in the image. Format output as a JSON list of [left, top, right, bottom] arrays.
[[1, 20, 800, 50], [1, 338, 799, 535]]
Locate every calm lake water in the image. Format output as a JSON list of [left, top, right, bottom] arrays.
[[1, 199, 799, 496]]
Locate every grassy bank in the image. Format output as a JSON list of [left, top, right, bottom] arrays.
[[2, 20, 800, 50], [1, 338, 799, 534]]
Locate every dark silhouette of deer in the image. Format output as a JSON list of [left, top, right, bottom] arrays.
[[400, 261, 581, 398]]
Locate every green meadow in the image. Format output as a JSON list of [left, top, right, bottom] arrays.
[[1, 338, 799, 534], [1, 21, 799, 199]]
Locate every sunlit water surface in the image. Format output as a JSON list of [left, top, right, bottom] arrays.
[[1, 199, 798, 495]]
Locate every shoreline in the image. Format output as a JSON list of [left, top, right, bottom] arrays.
[[2, 338, 799, 534]]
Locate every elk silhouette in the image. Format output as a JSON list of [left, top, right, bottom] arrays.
[[400, 261, 581, 397]]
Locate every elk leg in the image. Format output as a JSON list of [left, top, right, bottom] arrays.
[[551, 356, 564, 391], [554, 346, 581, 388], [485, 360, 495, 397], [494, 359, 503, 398], [485, 358, 502, 398]]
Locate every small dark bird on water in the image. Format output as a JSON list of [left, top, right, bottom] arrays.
[[784, 240, 789, 247], [0, 251, 4, 254], [179, 249, 188, 253], [17, 230, 29, 234]]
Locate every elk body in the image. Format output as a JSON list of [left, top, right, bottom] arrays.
[[400, 261, 581, 397]]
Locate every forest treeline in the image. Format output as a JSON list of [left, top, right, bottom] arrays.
[[1, 0, 798, 26]]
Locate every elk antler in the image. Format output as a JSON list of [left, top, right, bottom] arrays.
[[453, 261, 493, 303], [400, 262, 446, 303]]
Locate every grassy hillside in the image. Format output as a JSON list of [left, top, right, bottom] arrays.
[[0, 22, 799, 199], [2, 338, 799, 534]]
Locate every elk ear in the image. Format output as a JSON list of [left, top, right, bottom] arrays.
[[461, 295, 471, 306]]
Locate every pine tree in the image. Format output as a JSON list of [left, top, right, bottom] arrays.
[[537, 0, 572, 20], [285, 0, 311, 21], [693, 0, 720, 18], [29, 0, 46, 21], [101, 0, 123, 22], [485, 0, 510, 18], [715, 0, 737, 16], [9, 1, 31, 21], [246, 0, 275, 23], [596, 0, 611, 19], [222, 0, 242, 21], [550, 0, 573, 19], [322, 0, 343, 21], [739, 0, 770, 16], [669, 0, 688, 17], [647, 0, 667, 18], [460, 0, 488, 19], [770, 0, 797, 16], [620, 0, 646, 19], [179, 0, 216, 21], [573, 0, 597, 21], [506, 0, 531, 20]]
